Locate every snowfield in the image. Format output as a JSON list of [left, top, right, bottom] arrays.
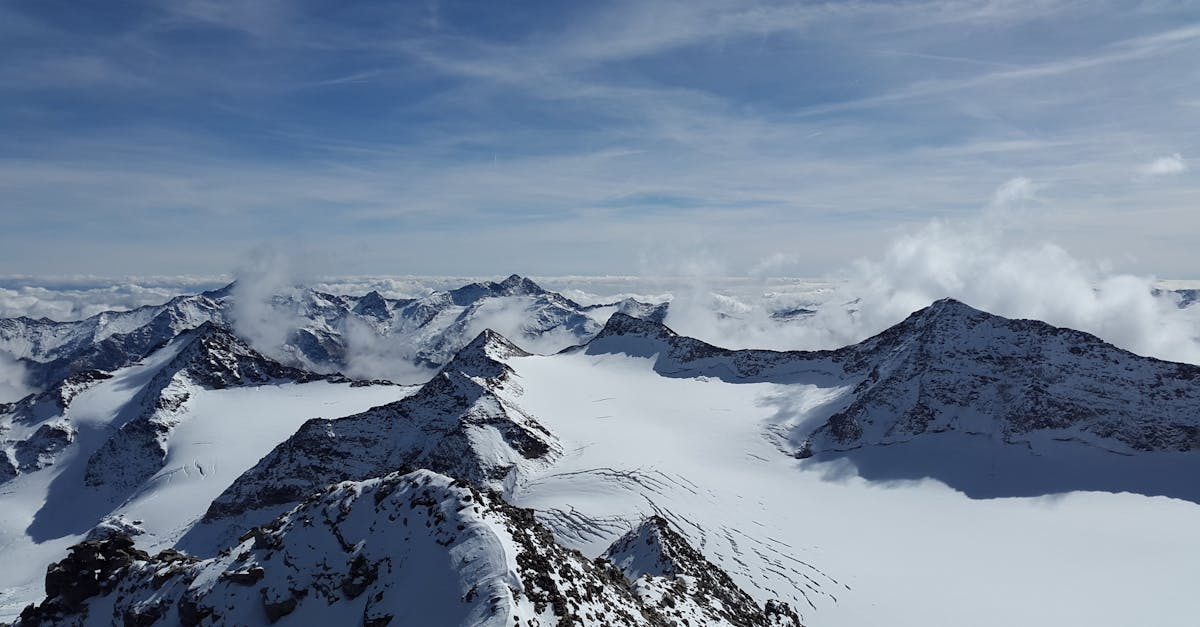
[[0, 357, 415, 620], [509, 349, 1200, 627]]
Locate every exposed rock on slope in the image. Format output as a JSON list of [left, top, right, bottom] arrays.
[[582, 312, 841, 384], [202, 330, 560, 522], [1, 286, 232, 390], [804, 298, 1200, 454], [0, 276, 668, 391], [603, 517, 802, 627], [585, 302, 1200, 456], [17, 470, 798, 627], [0, 371, 111, 483], [82, 323, 334, 493]]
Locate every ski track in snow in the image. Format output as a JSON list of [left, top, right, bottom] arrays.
[[506, 350, 1200, 627]]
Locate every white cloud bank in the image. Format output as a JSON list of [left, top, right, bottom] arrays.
[[0, 352, 32, 404], [0, 276, 229, 321], [662, 179, 1200, 366], [1139, 153, 1187, 176]]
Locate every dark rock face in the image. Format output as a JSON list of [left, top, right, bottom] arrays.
[[1, 371, 108, 485], [16, 534, 150, 626], [770, 307, 816, 321], [12, 422, 75, 472], [805, 298, 1200, 454], [448, 274, 548, 305], [173, 322, 329, 390], [583, 313, 842, 385], [352, 290, 391, 320]]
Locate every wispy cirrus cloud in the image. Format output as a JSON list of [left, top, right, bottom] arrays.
[[0, 1, 1197, 277]]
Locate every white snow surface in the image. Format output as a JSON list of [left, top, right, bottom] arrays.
[[0, 353, 414, 621], [504, 349, 1200, 627], [3, 282, 1200, 625]]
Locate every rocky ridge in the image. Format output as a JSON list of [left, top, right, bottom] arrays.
[[16, 470, 799, 627], [81, 323, 335, 493], [0, 276, 667, 392], [201, 329, 561, 524], [584, 301, 1200, 455]]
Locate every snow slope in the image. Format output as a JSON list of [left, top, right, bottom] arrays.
[[196, 331, 563, 542], [506, 339, 1200, 627], [0, 349, 414, 621], [17, 470, 799, 627]]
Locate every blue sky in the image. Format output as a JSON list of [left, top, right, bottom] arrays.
[[1, 0, 1197, 277]]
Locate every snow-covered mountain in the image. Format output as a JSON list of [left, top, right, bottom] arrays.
[[196, 330, 561, 542], [17, 470, 800, 627], [0, 286, 233, 391], [80, 322, 339, 495], [0, 275, 666, 392], [4, 289, 1200, 627], [581, 300, 1200, 457], [799, 297, 1200, 456], [0, 328, 415, 620]]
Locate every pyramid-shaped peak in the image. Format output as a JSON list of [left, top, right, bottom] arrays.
[[353, 290, 390, 319], [594, 312, 678, 341], [169, 322, 323, 389], [495, 274, 546, 295], [461, 328, 531, 359], [360, 289, 387, 302], [602, 516, 705, 582], [925, 297, 982, 315], [439, 329, 530, 381], [447, 275, 546, 305], [887, 297, 993, 333], [201, 281, 237, 300]]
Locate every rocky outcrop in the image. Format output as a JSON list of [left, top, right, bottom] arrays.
[[15, 533, 153, 626], [1, 286, 231, 391]]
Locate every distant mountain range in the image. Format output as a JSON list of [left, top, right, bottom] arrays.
[[3, 277, 1199, 626], [0, 275, 668, 392]]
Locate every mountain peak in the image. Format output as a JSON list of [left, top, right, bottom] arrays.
[[924, 297, 982, 316], [892, 298, 989, 330], [497, 273, 543, 294], [602, 516, 684, 580], [352, 290, 390, 320], [809, 296, 1200, 457], [447, 274, 546, 306], [463, 328, 531, 359], [603, 516, 803, 627], [170, 322, 325, 390], [594, 312, 678, 341], [439, 329, 530, 381]]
